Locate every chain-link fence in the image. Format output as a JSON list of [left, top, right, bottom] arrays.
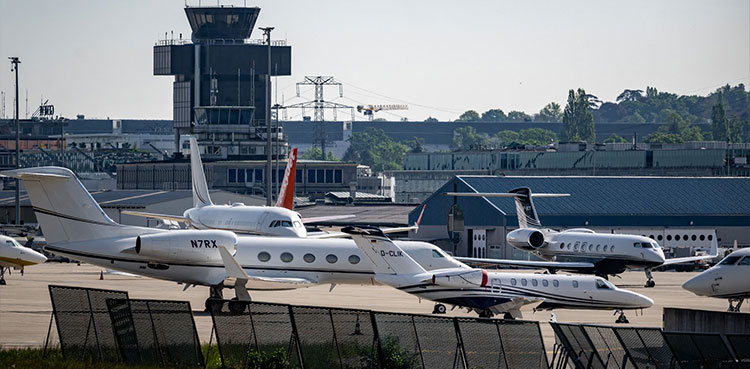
[[551, 322, 748, 369], [48, 285, 129, 362], [209, 301, 548, 369], [106, 298, 204, 368]]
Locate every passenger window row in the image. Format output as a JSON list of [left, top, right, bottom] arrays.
[[510, 278, 561, 288], [650, 234, 713, 242], [560, 242, 615, 253], [257, 251, 361, 265]]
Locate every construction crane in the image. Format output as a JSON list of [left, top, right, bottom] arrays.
[[356, 104, 408, 120]]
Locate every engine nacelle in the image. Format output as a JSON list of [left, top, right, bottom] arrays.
[[507, 228, 546, 250], [135, 230, 238, 263], [431, 269, 488, 288]]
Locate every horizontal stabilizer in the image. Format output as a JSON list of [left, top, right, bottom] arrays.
[[456, 257, 595, 270], [308, 225, 417, 239], [121, 210, 190, 224]]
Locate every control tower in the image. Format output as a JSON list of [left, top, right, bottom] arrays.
[[154, 6, 291, 159]]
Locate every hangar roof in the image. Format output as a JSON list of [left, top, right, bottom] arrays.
[[456, 176, 750, 216], [410, 175, 750, 228]]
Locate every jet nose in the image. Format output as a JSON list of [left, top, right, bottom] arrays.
[[649, 249, 666, 264], [682, 273, 712, 296], [630, 291, 654, 308], [31, 249, 48, 264]]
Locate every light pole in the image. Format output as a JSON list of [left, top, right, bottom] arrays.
[[9, 57, 20, 225], [260, 27, 274, 206]]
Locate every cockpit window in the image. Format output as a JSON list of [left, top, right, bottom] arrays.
[[293, 221, 302, 228], [737, 257, 750, 266], [269, 220, 293, 227], [280, 220, 292, 227], [596, 279, 615, 289], [719, 256, 742, 265], [431, 250, 445, 258], [6, 240, 16, 248], [635, 242, 654, 248]]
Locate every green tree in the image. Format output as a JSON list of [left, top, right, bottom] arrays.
[[455, 110, 480, 122], [658, 109, 688, 134], [342, 127, 408, 170], [728, 116, 747, 143], [407, 136, 425, 153], [561, 88, 596, 142], [681, 125, 704, 141], [616, 89, 643, 102], [493, 130, 520, 145], [623, 112, 646, 123], [519, 128, 557, 145], [603, 134, 628, 143], [536, 102, 563, 122], [711, 94, 728, 141], [507, 110, 532, 122], [451, 126, 489, 150], [300, 147, 338, 161], [481, 108, 506, 121], [424, 116, 439, 122]]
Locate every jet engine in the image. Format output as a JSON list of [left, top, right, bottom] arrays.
[[507, 228, 546, 250], [431, 269, 488, 288], [135, 230, 238, 263]]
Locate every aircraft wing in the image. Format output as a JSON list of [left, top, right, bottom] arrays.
[[121, 210, 190, 224], [307, 225, 418, 239], [661, 254, 716, 266], [301, 214, 356, 224], [491, 297, 544, 319], [455, 257, 595, 270], [218, 246, 317, 292]]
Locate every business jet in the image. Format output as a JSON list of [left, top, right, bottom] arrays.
[[122, 137, 350, 237], [447, 188, 717, 287], [682, 247, 750, 312], [0, 235, 47, 285], [344, 225, 652, 322], [2, 166, 461, 312]]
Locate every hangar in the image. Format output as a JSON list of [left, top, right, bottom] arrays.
[[408, 176, 750, 259]]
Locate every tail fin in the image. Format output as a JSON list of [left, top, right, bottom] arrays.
[[189, 136, 213, 207], [1, 167, 128, 244], [275, 148, 298, 210], [341, 226, 426, 275], [508, 187, 543, 229]]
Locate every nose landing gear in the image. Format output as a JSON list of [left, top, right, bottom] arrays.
[[0, 267, 6, 285], [728, 298, 744, 312], [644, 268, 655, 288], [432, 303, 447, 314], [614, 310, 629, 324]]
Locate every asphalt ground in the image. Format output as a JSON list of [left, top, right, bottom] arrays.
[[0, 262, 731, 352]]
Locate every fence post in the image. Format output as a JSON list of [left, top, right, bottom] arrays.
[[144, 301, 164, 366], [369, 312, 384, 368], [410, 316, 426, 369], [42, 312, 55, 358], [85, 290, 104, 361], [328, 309, 344, 369], [452, 317, 468, 369], [287, 305, 305, 369]]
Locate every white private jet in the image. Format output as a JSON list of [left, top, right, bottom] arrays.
[[0, 235, 47, 285], [344, 225, 653, 322], [122, 137, 351, 237], [448, 187, 718, 287], [2, 166, 458, 311], [682, 247, 750, 312]]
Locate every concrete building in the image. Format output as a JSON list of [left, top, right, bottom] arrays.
[[154, 6, 291, 159], [407, 175, 750, 260]]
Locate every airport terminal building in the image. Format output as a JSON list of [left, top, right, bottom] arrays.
[[408, 175, 750, 260]]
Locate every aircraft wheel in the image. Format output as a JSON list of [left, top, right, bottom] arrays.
[[228, 300, 247, 314], [0, 279, 6, 286], [433, 304, 447, 314], [616, 314, 629, 324], [205, 298, 225, 313], [645, 280, 655, 288]]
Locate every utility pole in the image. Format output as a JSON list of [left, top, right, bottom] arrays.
[[9, 57, 20, 225], [260, 27, 274, 206]]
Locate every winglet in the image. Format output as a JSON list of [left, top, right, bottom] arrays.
[[275, 148, 298, 210], [218, 245, 249, 280]]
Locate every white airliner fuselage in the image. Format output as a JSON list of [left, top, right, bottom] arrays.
[[184, 205, 306, 237], [682, 248, 750, 312]]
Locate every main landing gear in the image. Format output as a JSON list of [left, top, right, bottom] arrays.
[[204, 285, 225, 313], [432, 303, 447, 314], [0, 267, 7, 285], [728, 298, 744, 312], [614, 310, 629, 324], [644, 268, 656, 288]]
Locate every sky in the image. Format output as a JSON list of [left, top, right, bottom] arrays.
[[0, 0, 748, 122]]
